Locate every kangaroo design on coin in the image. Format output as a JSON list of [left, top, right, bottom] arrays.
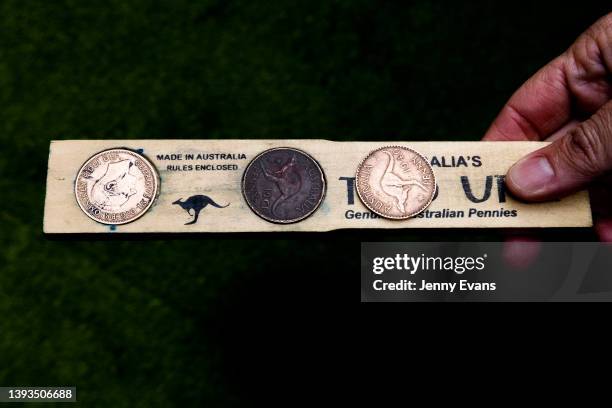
[[356, 146, 435, 219], [75, 148, 160, 225], [242, 147, 326, 224]]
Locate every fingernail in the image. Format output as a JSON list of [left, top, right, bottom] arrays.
[[507, 155, 555, 194]]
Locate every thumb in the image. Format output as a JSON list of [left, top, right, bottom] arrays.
[[505, 100, 612, 201]]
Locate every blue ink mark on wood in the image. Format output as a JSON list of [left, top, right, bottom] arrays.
[[136, 148, 144, 154], [110, 225, 117, 231]]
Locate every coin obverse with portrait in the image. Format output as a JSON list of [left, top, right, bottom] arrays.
[[74, 148, 160, 225]]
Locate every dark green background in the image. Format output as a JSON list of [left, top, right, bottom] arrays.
[[0, 1, 607, 405]]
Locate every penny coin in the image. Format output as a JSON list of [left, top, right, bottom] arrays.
[[356, 146, 436, 219], [242, 147, 326, 224], [75, 148, 160, 225]]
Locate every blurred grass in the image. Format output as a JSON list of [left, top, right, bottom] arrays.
[[0, 0, 607, 405]]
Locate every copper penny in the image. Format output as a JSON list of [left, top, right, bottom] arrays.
[[242, 147, 326, 224], [75, 148, 160, 225], [356, 146, 436, 219]]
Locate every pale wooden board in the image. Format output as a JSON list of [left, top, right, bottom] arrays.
[[43, 140, 592, 233]]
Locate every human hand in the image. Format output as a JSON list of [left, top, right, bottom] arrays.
[[483, 13, 612, 241]]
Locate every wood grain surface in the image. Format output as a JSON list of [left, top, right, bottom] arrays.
[[43, 140, 592, 233]]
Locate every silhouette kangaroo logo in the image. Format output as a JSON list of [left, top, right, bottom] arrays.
[[260, 155, 301, 217], [172, 195, 229, 225], [380, 150, 428, 213]]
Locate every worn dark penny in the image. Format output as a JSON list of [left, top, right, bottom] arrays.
[[242, 147, 326, 224]]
